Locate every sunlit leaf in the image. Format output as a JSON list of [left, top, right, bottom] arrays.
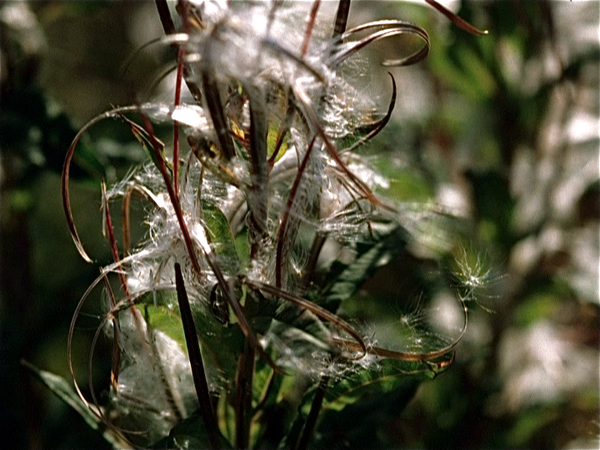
[[136, 291, 186, 352], [202, 198, 240, 272]]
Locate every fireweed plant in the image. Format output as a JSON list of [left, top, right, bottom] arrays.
[[62, 1, 488, 449]]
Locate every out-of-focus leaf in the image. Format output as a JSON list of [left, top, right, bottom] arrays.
[[512, 280, 568, 326], [0, 86, 106, 183], [430, 45, 494, 102], [151, 411, 232, 449], [464, 169, 513, 245], [22, 361, 127, 449], [386, 169, 434, 201], [505, 406, 559, 449]]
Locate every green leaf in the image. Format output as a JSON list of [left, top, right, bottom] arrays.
[[253, 292, 330, 341], [312, 378, 421, 449], [190, 302, 245, 386], [151, 411, 233, 449], [505, 406, 559, 449], [283, 367, 425, 450], [202, 198, 240, 272], [251, 289, 337, 371], [262, 318, 333, 363], [137, 290, 187, 352], [281, 355, 451, 449], [317, 223, 408, 311], [322, 359, 441, 412], [22, 361, 126, 449], [137, 289, 243, 387]]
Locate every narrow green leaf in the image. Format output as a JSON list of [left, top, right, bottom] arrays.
[[22, 361, 126, 449]]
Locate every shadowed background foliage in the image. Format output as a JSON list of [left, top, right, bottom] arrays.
[[1, 1, 598, 448]]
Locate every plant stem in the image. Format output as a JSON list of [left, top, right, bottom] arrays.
[[295, 375, 329, 450], [139, 108, 279, 372], [333, 0, 351, 38], [155, 0, 203, 102], [202, 68, 236, 160], [246, 89, 269, 257], [174, 263, 221, 450], [155, 0, 176, 37], [301, 1, 321, 58], [172, 45, 184, 195], [300, 230, 327, 291], [235, 339, 256, 450]]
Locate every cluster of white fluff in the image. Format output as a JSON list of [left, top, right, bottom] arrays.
[[65, 0, 479, 444]]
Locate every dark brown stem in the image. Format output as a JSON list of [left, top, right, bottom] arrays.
[[155, 0, 176, 38], [175, 263, 222, 450], [235, 339, 256, 450], [333, 0, 351, 38], [202, 69, 236, 160], [155, 0, 203, 102], [300, 231, 327, 291], [172, 0, 189, 192], [295, 375, 329, 450]]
